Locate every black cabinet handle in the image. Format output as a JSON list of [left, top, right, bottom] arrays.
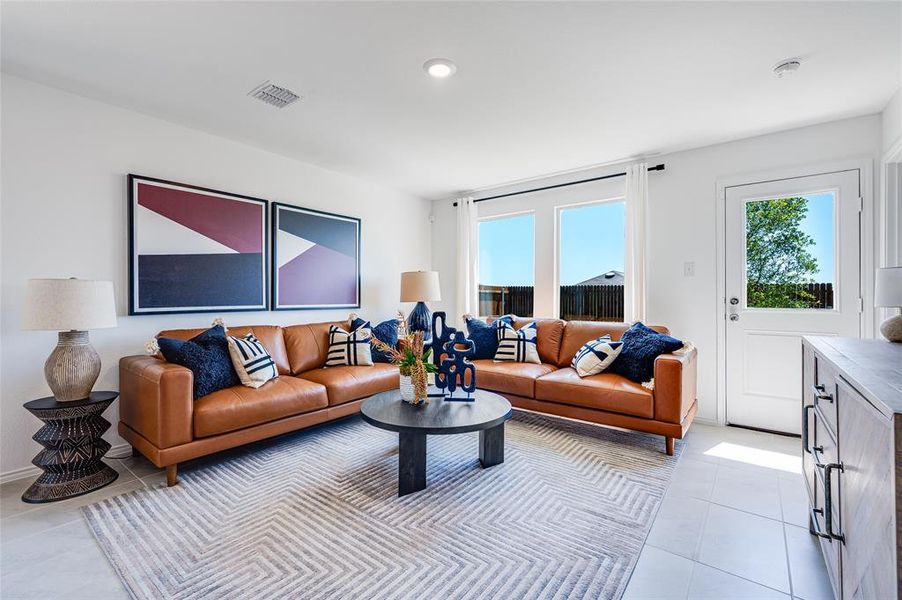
[[810, 507, 831, 540], [823, 462, 845, 543], [812, 384, 833, 404], [802, 404, 814, 453]]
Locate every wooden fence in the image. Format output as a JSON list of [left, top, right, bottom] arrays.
[[478, 284, 625, 321], [479, 281, 833, 320], [746, 282, 834, 309]]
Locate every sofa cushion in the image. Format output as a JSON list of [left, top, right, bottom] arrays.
[[351, 316, 399, 363], [158, 325, 240, 399], [283, 321, 350, 374], [510, 317, 566, 365], [609, 322, 683, 383], [193, 376, 328, 438], [557, 321, 669, 368], [159, 324, 291, 376], [535, 367, 654, 418], [298, 363, 400, 406], [470, 359, 557, 398]]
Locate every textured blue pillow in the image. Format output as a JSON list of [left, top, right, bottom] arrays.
[[609, 322, 683, 383], [465, 314, 514, 360], [158, 325, 240, 399], [351, 317, 398, 363]]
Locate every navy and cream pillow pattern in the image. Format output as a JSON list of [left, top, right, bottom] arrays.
[[157, 325, 240, 399], [325, 325, 374, 367], [350, 316, 399, 363], [494, 321, 540, 364], [465, 314, 515, 359], [609, 322, 683, 383], [571, 335, 623, 378], [227, 333, 278, 388]]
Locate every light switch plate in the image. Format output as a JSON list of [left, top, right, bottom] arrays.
[[683, 261, 695, 277]]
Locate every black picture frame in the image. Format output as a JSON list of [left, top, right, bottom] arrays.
[[128, 174, 269, 315], [271, 202, 362, 311]]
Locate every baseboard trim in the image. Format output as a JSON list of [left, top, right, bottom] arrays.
[[691, 416, 720, 427], [0, 442, 131, 484]]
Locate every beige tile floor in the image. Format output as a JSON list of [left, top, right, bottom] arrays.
[[0, 422, 831, 599]]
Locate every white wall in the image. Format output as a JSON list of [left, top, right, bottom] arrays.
[[883, 87, 902, 155], [431, 115, 883, 425], [0, 74, 431, 479]]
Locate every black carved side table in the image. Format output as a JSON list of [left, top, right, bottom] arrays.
[[22, 391, 119, 503]]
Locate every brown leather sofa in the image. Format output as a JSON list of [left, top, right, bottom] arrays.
[[119, 317, 697, 486], [118, 321, 399, 486], [471, 317, 697, 456]]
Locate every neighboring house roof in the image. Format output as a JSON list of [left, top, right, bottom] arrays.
[[575, 270, 624, 286]]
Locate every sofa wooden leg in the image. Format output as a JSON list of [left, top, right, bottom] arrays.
[[665, 437, 675, 456], [166, 464, 178, 487]]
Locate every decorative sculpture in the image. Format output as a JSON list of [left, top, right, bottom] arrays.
[[439, 330, 477, 401]]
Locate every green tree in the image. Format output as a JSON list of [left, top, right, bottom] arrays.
[[745, 197, 819, 308]]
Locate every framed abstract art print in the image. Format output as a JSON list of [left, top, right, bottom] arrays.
[[128, 175, 268, 315], [271, 202, 361, 310]]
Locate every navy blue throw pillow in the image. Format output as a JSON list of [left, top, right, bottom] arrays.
[[609, 322, 683, 383], [351, 317, 398, 363], [157, 325, 240, 399], [465, 314, 514, 360]]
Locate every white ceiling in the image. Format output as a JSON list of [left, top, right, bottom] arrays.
[[2, 2, 900, 199]]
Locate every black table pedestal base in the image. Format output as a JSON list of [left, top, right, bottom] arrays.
[[479, 423, 505, 468], [398, 431, 427, 497], [21, 392, 120, 504]]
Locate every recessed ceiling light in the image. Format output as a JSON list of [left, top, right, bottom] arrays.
[[423, 58, 457, 79], [773, 59, 801, 78]]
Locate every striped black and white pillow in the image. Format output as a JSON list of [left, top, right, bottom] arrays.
[[227, 333, 278, 389], [571, 335, 623, 378], [494, 322, 540, 364], [325, 325, 373, 367]]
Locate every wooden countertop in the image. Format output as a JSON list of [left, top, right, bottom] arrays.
[[803, 336, 902, 417]]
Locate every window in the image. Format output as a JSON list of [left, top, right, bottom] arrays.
[[478, 213, 535, 317], [558, 201, 625, 321], [745, 192, 835, 309]]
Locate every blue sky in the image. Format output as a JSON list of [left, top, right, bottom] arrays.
[[797, 192, 834, 283], [477, 193, 834, 287], [478, 202, 625, 286]]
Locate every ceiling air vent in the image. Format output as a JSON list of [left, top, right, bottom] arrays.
[[248, 81, 301, 109]]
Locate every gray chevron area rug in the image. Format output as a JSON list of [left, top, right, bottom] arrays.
[[83, 411, 681, 600]]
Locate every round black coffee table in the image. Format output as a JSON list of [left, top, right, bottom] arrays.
[[361, 389, 512, 496]]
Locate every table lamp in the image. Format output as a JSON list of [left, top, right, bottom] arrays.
[[22, 278, 117, 401], [400, 271, 441, 341], [875, 267, 902, 342]]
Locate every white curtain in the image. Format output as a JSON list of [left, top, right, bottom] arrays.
[[456, 197, 478, 320], [624, 163, 648, 323]]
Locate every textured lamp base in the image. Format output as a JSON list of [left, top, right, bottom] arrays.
[[407, 302, 432, 340], [880, 313, 902, 343], [45, 330, 100, 401]]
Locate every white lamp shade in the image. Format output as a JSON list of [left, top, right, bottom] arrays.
[[23, 279, 117, 331], [400, 271, 441, 302], [875, 267, 902, 307]]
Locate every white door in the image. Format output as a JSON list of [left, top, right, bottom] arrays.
[[725, 170, 861, 434]]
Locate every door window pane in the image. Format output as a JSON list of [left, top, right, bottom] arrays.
[[745, 193, 835, 309], [478, 213, 534, 317], [558, 201, 625, 321]]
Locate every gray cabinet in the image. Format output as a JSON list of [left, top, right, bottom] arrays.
[[802, 337, 902, 600]]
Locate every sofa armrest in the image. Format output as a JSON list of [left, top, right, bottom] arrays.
[[119, 355, 194, 449], [652, 345, 698, 424]]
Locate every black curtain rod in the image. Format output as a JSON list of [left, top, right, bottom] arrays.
[[453, 163, 665, 206]]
